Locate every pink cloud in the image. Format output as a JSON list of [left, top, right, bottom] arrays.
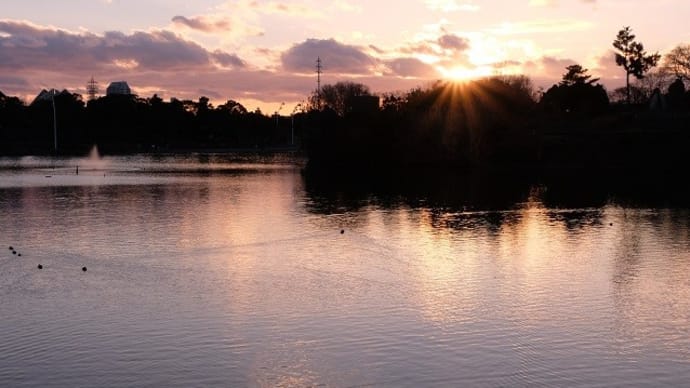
[[281, 38, 377, 74], [0, 20, 245, 72], [385, 58, 439, 78], [437, 34, 470, 51], [171, 16, 231, 33]]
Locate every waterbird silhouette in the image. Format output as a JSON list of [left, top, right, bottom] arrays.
[[82, 267, 87, 272], [38, 264, 43, 270], [341, 229, 345, 234], [8, 246, 13, 250]]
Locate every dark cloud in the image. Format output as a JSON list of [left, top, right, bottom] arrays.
[[171, 16, 230, 33], [491, 60, 522, 68], [592, 50, 623, 81], [211, 50, 246, 68], [438, 34, 470, 51], [523, 56, 576, 79], [0, 74, 29, 87], [254, 47, 273, 56], [399, 33, 470, 57], [595, 50, 618, 72], [281, 38, 376, 74], [0, 20, 244, 72], [521, 56, 597, 90], [400, 42, 437, 55], [197, 89, 222, 99], [369, 45, 385, 54], [385, 58, 439, 78], [103, 30, 210, 69], [540, 56, 576, 67]]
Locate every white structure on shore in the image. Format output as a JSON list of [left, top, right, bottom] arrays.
[[106, 81, 132, 96]]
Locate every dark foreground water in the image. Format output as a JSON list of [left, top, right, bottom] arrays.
[[1, 155, 689, 387]]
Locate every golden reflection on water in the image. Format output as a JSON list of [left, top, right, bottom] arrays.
[[368, 199, 690, 355], [5, 164, 690, 386], [400, 207, 479, 326], [611, 209, 690, 360]]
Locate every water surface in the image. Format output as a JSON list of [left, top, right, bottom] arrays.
[[1, 155, 689, 387]]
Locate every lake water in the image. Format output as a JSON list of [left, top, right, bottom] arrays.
[[1, 154, 689, 387]]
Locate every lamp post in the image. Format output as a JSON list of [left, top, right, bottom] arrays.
[[51, 89, 58, 155], [290, 103, 302, 146], [274, 102, 285, 143], [274, 102, 285, 126]]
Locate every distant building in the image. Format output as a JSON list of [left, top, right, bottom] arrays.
[[32, 89, 71, 105], [106, 81, 132, 96]]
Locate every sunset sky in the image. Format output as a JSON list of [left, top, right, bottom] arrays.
[[2, 0, 688, 112]]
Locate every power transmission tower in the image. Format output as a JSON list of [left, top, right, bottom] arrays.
[[86, 76, 99, 101]]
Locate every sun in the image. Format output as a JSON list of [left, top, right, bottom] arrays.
[[439, 65, 494, 81]]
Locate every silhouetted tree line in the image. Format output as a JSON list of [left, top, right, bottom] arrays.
[[0, 91, 299, 155], [2, 27, 690, 168], [304, 76, 539, 167], [303, 28, 690, 169], [303, 72, 689, 169]]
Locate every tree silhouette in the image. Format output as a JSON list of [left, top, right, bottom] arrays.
[[218, 99, 248, 115], [0, 91, 28, 148], [495, 74, 537, 102], [610, 86, 646, 105], [560, 65, 599, 86], [613, 26, 661, 105], [541, 65, 608, 115], [317, 82, 372, 116], [633, 70, 674, 99], [663, 44, 690, 82], [667, 77, 686, 110]]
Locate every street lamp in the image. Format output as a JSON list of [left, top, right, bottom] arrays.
[[51, 89, 58, 155], [290, 103, 302, 146], [274, 102, 285, 128]]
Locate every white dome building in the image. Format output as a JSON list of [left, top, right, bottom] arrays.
[[106, 81, 132, 96]]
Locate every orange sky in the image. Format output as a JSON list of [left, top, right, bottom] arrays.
[[2, 0, 688, 112]]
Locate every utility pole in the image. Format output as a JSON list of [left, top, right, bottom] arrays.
[[316, 57, 322, 110]]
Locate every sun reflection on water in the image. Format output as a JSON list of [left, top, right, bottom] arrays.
[[2, 158, 690, 386]]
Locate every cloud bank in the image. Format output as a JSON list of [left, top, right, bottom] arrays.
[[0, 20, 245, 72], [0, 14, 614, 111], [281, 38, 377, 74]]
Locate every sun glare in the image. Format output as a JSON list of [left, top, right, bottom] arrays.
[[440, 65, 494, 81]]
